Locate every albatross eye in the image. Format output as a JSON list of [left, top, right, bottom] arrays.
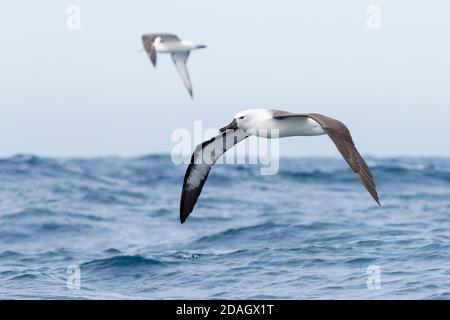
[[239, 116, 245, 120]]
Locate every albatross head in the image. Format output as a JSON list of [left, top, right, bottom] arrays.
[[219, 109, 273, 132]]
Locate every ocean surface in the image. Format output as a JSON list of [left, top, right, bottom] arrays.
[[0, 154, 449, 300]]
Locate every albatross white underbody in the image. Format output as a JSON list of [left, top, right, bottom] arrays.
[[180, 109, 381, 224]]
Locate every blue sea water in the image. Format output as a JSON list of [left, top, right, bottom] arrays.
[[0, 154, 449, 299]]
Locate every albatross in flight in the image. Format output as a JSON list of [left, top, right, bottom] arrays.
[[142, 33, 206, 98], [180, 109, 380, 223]]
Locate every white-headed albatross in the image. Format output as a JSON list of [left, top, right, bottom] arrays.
[[180, 109, 381, 223]]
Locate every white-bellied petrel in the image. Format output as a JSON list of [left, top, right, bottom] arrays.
[[180, 109, 380, 223], [142, 33, 206, 98]]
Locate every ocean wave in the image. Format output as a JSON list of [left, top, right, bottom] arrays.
[[1, 155, 449, 188], [0, 208, 111, 222], [1, 155, 450, 299], [0, 154, 179, 186], [277, 164, 450, 184], [192, 221, 348, 247], [0, 154, 107, 182], [193, 222, 279, 244], [8, 273, 39, 281], [81, 255, 166, 270], [0, 250, 24, 259]]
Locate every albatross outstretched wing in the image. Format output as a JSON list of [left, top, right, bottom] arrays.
[[171, 51, 193, 98], [180, 129, 249, 223], [273, 113, 380, 205]]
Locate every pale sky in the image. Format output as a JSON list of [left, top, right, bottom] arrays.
[[1, 0, 449, 157]]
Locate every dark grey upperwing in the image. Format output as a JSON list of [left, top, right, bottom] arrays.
[[141, 33, 180, 67], [273, 113, 380, 205], [180, 129, 249, 223]]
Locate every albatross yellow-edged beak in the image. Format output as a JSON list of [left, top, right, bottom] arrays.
[[219, 119, 238, 132]]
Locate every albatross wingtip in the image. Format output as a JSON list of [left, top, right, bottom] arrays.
[[372, 193, 381, 207], [180, 205, 191, 224], [180, 210, 186, 224]]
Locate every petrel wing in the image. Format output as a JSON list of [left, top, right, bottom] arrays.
[[273, 113, 380, 205], [180, 129, 249, 223]]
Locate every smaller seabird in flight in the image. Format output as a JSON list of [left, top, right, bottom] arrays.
[[141, 33, 206, 98], [180, 109, 381, 223]]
